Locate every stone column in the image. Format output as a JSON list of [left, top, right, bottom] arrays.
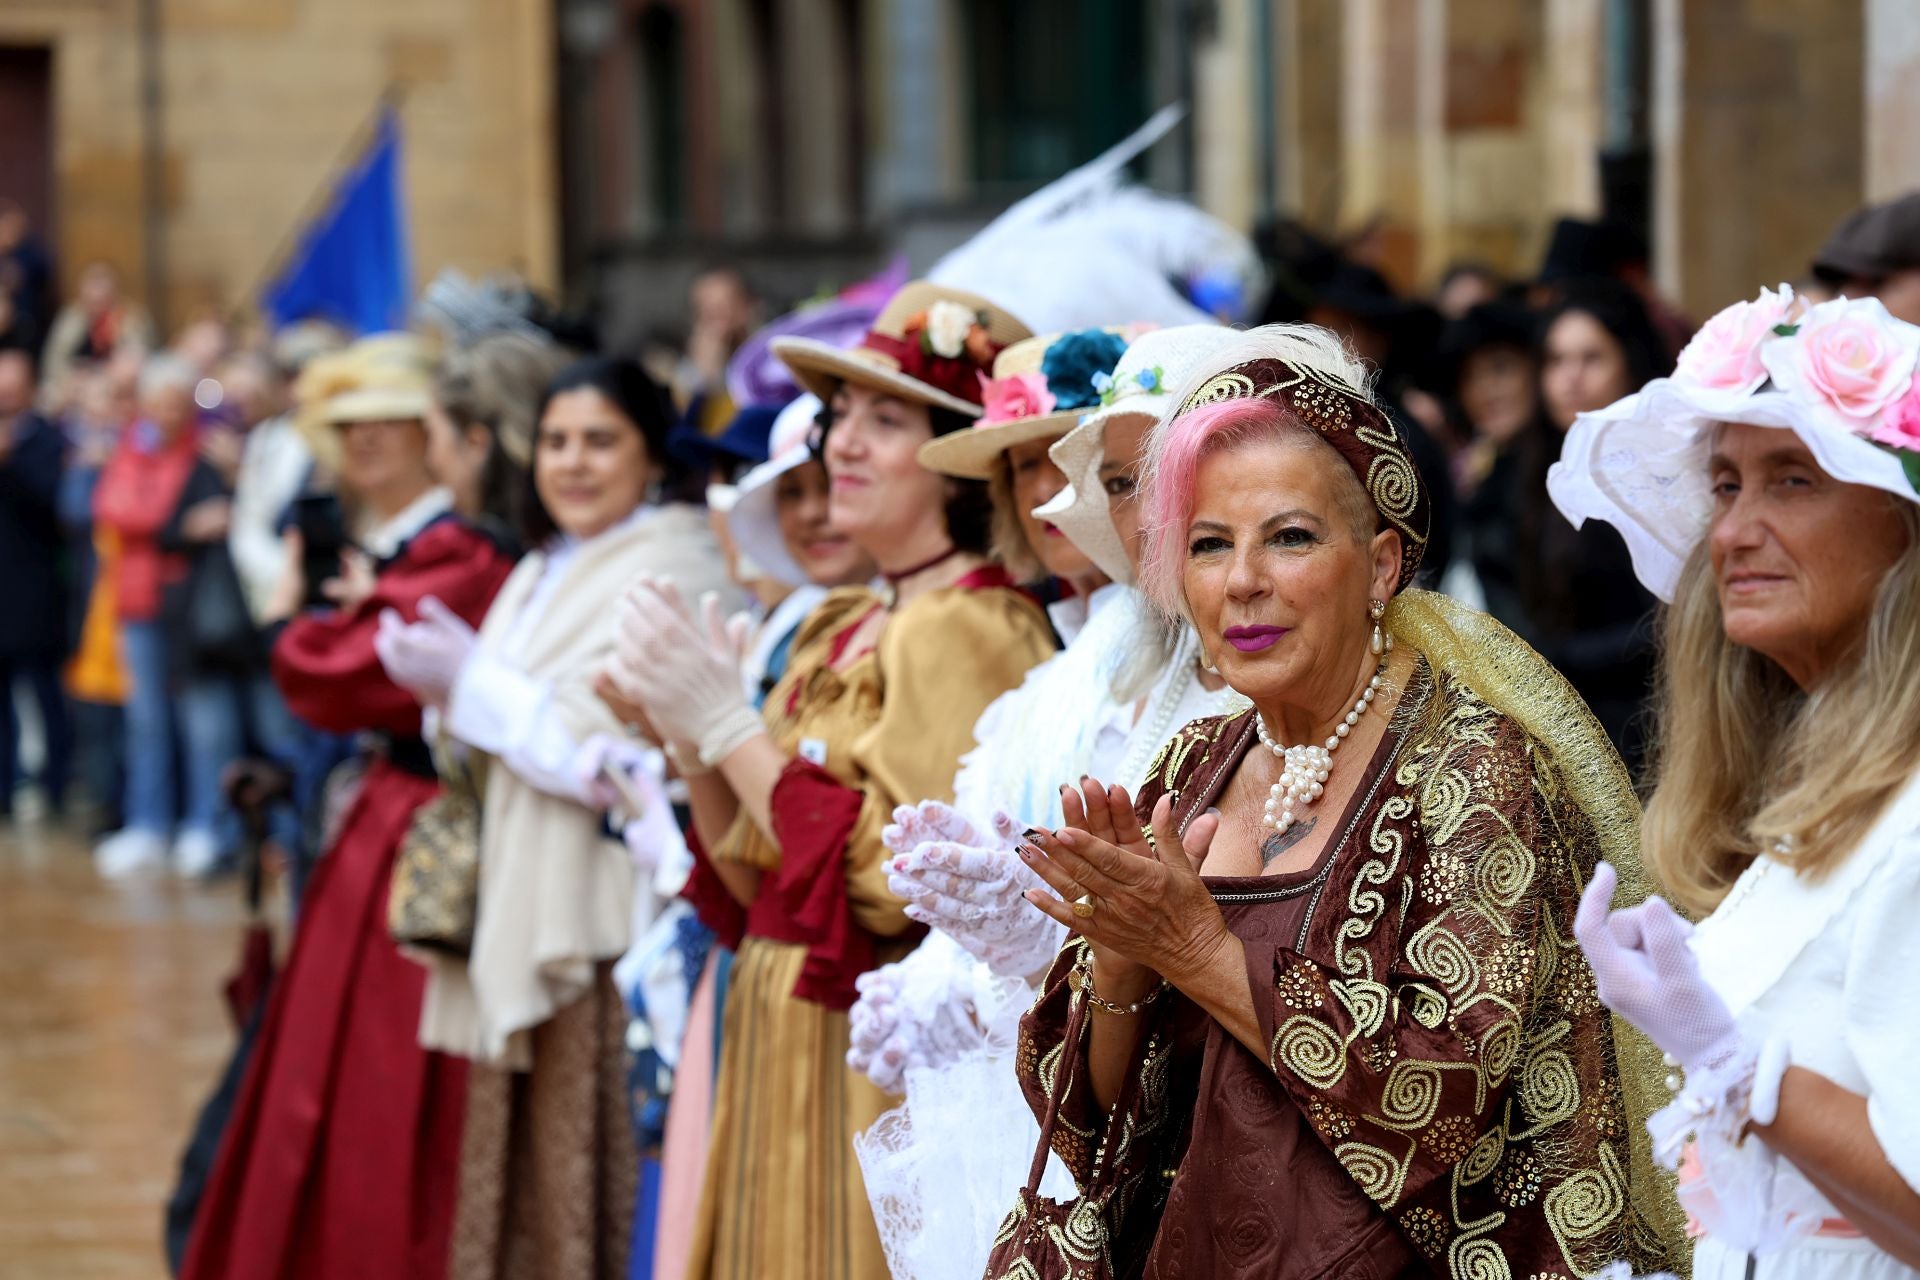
[[1865, 0, 1920, 201], [1651, 0, 1864, 316]]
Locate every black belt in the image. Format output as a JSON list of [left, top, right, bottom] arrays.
[[376, 734, 439, 779]]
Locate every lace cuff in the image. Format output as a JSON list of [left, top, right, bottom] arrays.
[[1651, 1033, 1818, 1253]]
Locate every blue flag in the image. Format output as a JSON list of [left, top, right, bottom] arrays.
[[264, 108, 411, 335]]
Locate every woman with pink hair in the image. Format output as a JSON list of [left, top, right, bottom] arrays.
[[1001, 325, 1688, 1278]]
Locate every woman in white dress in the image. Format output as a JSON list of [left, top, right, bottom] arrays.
[[1553, 287, 1920, 1278], [848, 325, 1248, 1280]]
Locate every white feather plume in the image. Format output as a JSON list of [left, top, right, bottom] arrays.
[[929, 104, 1261, 334]]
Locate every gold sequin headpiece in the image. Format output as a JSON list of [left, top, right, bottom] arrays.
[[1177, 357, 1430, 591]]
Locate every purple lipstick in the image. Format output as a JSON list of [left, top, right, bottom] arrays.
[[1223, 624, 1288, 653]]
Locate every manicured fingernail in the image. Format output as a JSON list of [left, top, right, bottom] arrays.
[[1017, 843, 1039, 862], [1206, 806, 1222, 818], [1023, 827, 1046, 842]]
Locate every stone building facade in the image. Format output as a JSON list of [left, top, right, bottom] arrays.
[[1188, 0, 1920, 318], [0, 0, 557, 335], [2, 0, 1916, 340]]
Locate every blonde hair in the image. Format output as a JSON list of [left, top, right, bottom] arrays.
[[1643, 498, 1920, 915]]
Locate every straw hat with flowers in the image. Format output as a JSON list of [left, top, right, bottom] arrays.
[[771, 281, 1030, 418]]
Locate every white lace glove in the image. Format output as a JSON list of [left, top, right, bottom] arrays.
[[373, 595, 476, 709], [608, 576, 761, 767], [881, 799, 1009, 859], [889, 841, 1066, 980], [846, 938, 989, 1094], [1575, 862, 1744, 1073]]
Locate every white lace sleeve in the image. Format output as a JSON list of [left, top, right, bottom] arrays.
[[1845, 838, 1920, 1193]]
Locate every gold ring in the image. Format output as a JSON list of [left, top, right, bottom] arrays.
[[1071, 894, 1096, 919]]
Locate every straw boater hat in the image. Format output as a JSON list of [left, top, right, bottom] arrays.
[[293, 332, 437, 472], [1032, 324, 1243, 584], [771, 280, 1030, 418], [917, 327, 1131, 480]]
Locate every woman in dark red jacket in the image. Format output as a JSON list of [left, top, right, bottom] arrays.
[[181, 338, 517, 1280]]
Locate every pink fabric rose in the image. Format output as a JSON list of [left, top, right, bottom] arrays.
[[1873, 374, 1920, 451], [1761, 295, 1920, 434], [1674, 284, 1796, 393], [976, 371, 1056, 425]]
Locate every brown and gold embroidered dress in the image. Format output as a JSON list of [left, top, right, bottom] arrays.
[[1012, 592, 1688, 1280]]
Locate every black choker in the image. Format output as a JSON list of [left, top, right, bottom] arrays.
[[882, 546, 961, 585]]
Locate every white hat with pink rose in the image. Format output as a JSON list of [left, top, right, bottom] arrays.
[[1549, 286, 1920, 601]]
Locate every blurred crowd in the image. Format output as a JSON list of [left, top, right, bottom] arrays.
[[5, 168, 1920, 1280]]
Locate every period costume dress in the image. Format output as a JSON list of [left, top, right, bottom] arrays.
[[1012, 591, 1688, 1280], [1547, 289, 1920, 1280], [853, 326, 1256, 1280], [686, 570, 1055, 1280], [1680, 778, 1920, 1280], [181, 494, 516, 1280], [416, 503, 740, 1280], [856, 586, 1244, 1280]]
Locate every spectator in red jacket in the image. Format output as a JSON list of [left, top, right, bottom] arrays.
[[91, 353, 200, 877]]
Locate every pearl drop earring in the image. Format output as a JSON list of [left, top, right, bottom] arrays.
[[1369, 598, 1393, 656]]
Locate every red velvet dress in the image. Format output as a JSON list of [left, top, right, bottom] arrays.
[[181, 516, 516, 1280]]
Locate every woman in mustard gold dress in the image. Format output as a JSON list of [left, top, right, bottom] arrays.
[[606, 281, 1059, 1280]]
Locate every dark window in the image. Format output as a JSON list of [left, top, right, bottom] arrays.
[[637, 5, 688, 231], [962, 0, 1150, 199]]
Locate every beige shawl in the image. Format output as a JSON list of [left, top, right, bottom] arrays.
[[417, 504, 741, 1068]]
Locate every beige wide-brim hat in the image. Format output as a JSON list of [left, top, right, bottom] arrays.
[[1032, 324, 1243, 584], [918, 328, 1130, 480], [771, 280, 1030, 418], [294, 332, 437, 472]]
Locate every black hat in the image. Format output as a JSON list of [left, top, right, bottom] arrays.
[[1811, 192, 1920, 285], [1537, 217, 1647, 285], [1434, 302, 1537, 394], [1310, 262, 1424, 324]]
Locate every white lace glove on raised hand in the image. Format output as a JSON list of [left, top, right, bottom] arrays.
[[373, 595, 476, 709], [846, 940, 991, 1094], [889, 841, 1065, 981], [881, 799, 1008, 859], [1566, 859, 1789, 1205], [1575, 862, 1742, 1072], [607, 576, 761, 768]]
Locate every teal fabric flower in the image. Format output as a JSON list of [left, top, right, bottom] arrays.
[[1042, 329, 1130, 411]]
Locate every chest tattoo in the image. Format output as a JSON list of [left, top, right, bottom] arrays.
[[1259, 816, 1317, 869]]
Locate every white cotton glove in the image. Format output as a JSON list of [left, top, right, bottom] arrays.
[[1574, 862, 1743, 1073], [607, 576, 760, 768], [846, 940, 990, 1094], [374, 595, 476, 709]]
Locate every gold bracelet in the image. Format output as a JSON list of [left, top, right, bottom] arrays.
[[1072, 960, 1167, 1016]]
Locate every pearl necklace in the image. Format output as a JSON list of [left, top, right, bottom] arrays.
[[1256, 662, 1386, 833]]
